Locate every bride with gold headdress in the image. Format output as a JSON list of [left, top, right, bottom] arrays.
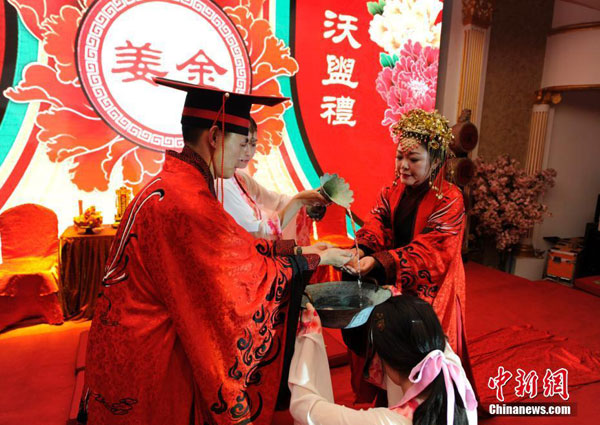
[[344, 108, 472, 402]]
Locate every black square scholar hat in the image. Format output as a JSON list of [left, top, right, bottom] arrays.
[[154, 77, 287, 136]]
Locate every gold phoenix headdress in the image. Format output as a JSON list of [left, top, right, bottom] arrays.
[[391, 109, 454, 199]]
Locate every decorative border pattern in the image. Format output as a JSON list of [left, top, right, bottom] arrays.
[[210, 245, 294, 423], [76, 0, 251, 150]]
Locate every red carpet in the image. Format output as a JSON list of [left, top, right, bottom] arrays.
[[0, 320, 90, 425], [2, 262, 599, 425], [465, 263, 600, 351], [464, 263, 600, 424]]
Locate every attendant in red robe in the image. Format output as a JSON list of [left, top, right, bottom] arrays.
[[345, 109, 471, 403], [83, 78, 351, 425]]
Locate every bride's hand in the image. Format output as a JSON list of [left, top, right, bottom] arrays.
[[349, 247, 365, 259], [345, 256, 376, 275], [342, 252, 360, 272]]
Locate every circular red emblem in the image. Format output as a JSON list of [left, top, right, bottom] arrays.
[[76, 0, 252, 151]]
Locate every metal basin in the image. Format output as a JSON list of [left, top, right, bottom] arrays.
[[302, 281, 391, 329]]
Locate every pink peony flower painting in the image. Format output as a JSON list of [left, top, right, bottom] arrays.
[[375, 41, 439, 141]]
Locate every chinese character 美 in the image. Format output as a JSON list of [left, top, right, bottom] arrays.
[[320, 96, 357, 127], [323, 10, 361, 49], [514, 369, 539, 398], [542, 368, 569, 401], [322, 55, 358, 88], [112, 41, 168, 85], [488, 366, 513, 402], [176, 49, 227, 87]]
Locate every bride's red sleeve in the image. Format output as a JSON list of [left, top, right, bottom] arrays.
[[355, 186, 394, 254], [371, 191, 465, 299]]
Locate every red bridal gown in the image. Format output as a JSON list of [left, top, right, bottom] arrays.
[[356, 179, 467, 357], [345, 179, 471, 403], [84, 146, 319, 425]]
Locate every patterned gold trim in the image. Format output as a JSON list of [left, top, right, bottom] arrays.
[[462, 0, 494, 29], [534, 90, 562, 105], [535, 85, 600, 104]]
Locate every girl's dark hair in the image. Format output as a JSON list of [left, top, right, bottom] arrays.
[[370, 295, 467, 425]]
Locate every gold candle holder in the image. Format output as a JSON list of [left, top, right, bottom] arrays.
[[113, 186, 132, 228]]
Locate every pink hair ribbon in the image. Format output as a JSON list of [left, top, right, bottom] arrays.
[[392, 350, 477, 425]]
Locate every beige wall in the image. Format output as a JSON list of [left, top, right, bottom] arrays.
[[535, 90, 600, 246], [476, 0, 554, 164], [542, 28, 600, 87], [552, 0, 600, 26]]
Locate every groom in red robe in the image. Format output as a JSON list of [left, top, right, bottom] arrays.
[[83, 78, 350, 425]]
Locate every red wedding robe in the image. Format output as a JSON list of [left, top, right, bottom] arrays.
[[356, 179, 467, 358], [84, 147, 318, 425]]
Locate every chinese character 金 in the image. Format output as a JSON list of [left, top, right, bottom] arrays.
[[112, 41, 168, 85], [323, 10, 361, 49], [176, 49, 227, 87], [542, 368, 569, 401], [488, 366, 513, 402], [320, 96, 357, 127], [322, 55, 358, 88], [514, 369, 539, 399]]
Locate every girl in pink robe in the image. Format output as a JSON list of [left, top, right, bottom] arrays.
[[289, 296, 478, 425]]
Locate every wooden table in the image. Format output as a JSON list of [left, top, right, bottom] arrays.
[[58, 225, 117, 319]]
